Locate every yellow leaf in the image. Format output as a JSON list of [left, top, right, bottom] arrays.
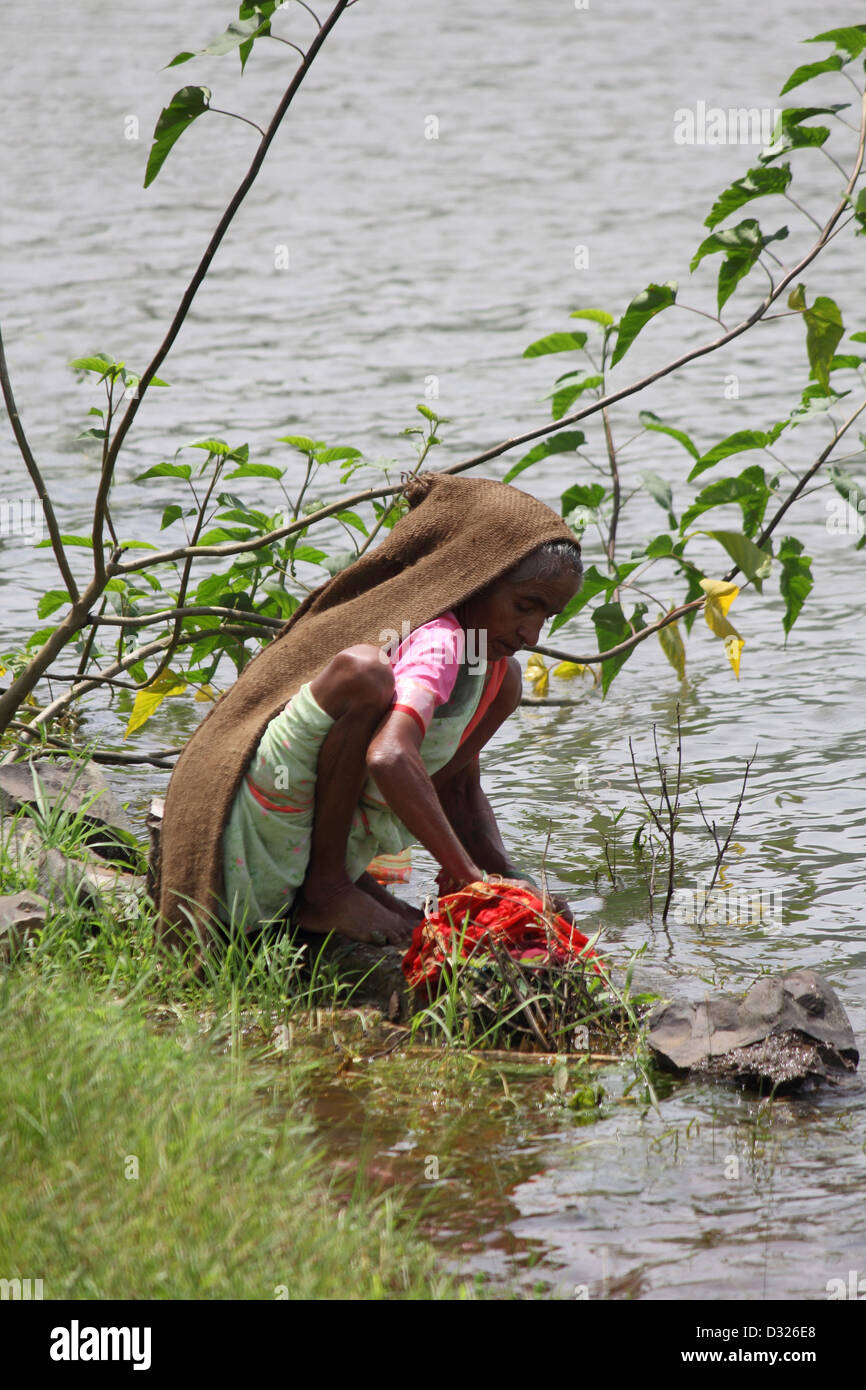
[[524, 653, 549, 697], [658, 618, 686, 680], [552, 660, 588, 681], [699, 577, 740, 613], [724, 634, 745, 679], [125, 670, 188, 739], [194, 683, 219, 702], [701, 578, 740, 639]]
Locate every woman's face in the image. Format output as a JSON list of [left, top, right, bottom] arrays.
[[457, 559, 582, 661]]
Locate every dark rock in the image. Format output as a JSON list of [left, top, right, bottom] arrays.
[[293, 928, 412, 1022], [0, 891, 48, 960], [2, 823, 146, 912], [697, 1031, 857, 1090], [647, 970, 858, 1091], [0, 759, 142, 868]]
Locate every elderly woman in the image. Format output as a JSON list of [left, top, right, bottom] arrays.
[[156, 473, 582, 967]]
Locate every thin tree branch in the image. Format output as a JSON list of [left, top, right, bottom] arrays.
[[0, 324, 80, 602], [99, 0, 352, 486], [86, 605, 284, 631]]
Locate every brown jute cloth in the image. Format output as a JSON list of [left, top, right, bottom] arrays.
[[155, 472, 579, 966]]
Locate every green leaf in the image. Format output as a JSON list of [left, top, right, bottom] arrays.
[[167, 11, 274, 69], [639, 470, 676, 528], [503, 431, 586, 484], [640, 533, 676, 559], [638, 410, 700, 460], [678, 564, 707, 634], [334, 509, 369, 536], [804, 26, 866, 61], [548, 564, 614, 633], [787, 381, 848, 423], [610, 282, 677, 368], [194, 572, 234, 606], [288, 546, 327, 566], [35, 534, 93, 549], [658, 619, 686, 680], [828, 462, 866, 514], [259, 586, 299, 622], [703, 165, 792, 230], [160, 504, 184, 531], [688, 425, 785, 482], [321, 551, 356, 577], [187, 438, 246, 457], [759, 106, 846, 163], [144, 86, 211, 189], [135, 462, 192, 483], [276, 434, 321, 453], [225, 462, 284, 480], [548, 375, 603, 420], [523, 331, 588, 358], [777, 536, 813, 637], [681, 465, 770, 538], [780, 54, 844, 94], [216, 506, 271, 528], [69, 353, 116, 379], [315, 445, 363, 465], [705, 530, 773, 589], [37, 589, 70, 619], [690, 219, 788, 312], [238, 1, 280, 70], [850, 331, 866, 344], [851, 188, 866, 236], [198, 526, 254, 544], [804, 295, 844, 389], [592, 602, 647, 697], [561, 482, 606, 514], [569, 308, 615, 326]]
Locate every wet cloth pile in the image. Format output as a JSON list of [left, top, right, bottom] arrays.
[[402, 879, 602, 992]]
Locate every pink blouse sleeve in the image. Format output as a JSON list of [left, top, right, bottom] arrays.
[[391, 612, 464, 736]]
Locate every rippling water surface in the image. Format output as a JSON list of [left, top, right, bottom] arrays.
[[2, 0, 865, 1299]]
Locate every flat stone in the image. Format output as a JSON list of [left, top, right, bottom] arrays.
[[647, 969, 859, 1090], [0, 890, 48, 960], [0, 759, 141, 867]]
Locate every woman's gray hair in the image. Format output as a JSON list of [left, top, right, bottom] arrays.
[[516, 538, 583, 582]]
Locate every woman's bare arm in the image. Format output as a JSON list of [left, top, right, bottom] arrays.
[[366, 710, 484, 887]]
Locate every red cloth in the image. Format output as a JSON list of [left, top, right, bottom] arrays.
[[401, 880, 601, 992]]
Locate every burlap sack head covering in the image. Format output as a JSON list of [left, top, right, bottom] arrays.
[[156, 472, 580, 963]]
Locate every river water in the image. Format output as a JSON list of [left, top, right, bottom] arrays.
[[2, 0, 865, 1299]]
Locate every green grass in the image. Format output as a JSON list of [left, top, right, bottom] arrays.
[[0, 779, 457, 1300], [0, 971, 452, 1299], [0, 762, 655, 1299]]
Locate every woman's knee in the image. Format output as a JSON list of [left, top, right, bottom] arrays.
[[311, 644, 395, 716]]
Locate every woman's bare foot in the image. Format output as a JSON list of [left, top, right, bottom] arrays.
[[356, 872, 421, 927], [296, 881, 414, 945]]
